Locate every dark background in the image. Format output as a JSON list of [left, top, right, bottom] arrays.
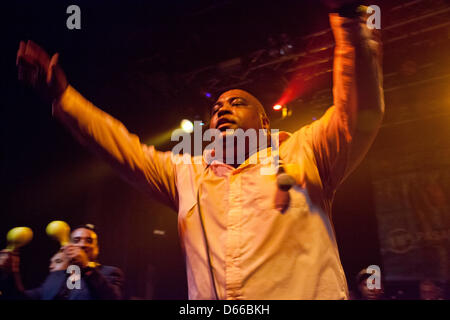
[[1, 0, 449, 299]]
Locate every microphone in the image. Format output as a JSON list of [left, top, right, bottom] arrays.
[[277, 173, 296, 191], [276, 160, 296, 191], [275, 160, 296, 213]]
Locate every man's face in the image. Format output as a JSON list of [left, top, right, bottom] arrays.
[[49, 252, 69, 272], [209, 89, 268, 133], [358, 281, 383, 300], [70, 228, 99, 261]]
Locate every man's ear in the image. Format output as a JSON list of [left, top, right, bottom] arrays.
[[261, 116, 270, 130]]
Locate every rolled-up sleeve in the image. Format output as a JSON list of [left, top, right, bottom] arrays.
[[52, 86, 178, 211], [307, 13, 384, 194]]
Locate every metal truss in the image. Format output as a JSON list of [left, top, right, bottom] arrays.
[[178, 0, 450, 105]]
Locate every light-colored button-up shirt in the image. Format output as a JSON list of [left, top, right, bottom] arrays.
[[52, 13, 384, 299]]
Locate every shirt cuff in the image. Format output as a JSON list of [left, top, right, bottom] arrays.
[[329, 12, 370, 46]]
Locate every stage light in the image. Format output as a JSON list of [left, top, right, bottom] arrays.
[[280, 33, 294, 56], [153, 229, 166, 236], [180, 119, 194, 133], [273, 104, 283, 111], [274, 104, 291, 118], [205, 92, 212, 98]]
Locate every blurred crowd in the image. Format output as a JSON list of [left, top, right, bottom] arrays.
[[349, 268, 448, 300]]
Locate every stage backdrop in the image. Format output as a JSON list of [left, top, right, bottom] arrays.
[[370, 82, 450, 282]]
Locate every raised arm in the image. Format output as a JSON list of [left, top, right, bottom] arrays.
[[0, 250, 28, 300], [309, 10, 384, 194], [16, 41, 178, 211]]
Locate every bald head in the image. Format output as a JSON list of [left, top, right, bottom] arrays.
[[219, 89, 267, 118], [218, 89, 268, 119], [210, 89, 269, 132]]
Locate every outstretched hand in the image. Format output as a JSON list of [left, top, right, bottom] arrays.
[[16, 40, 68, 103]]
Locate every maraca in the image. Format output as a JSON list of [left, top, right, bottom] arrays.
[[6, 227, 33, 251], [46, 221, 70, 246]]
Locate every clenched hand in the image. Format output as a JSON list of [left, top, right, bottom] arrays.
[[63, 245, 89, 269], [16, 40, 68, 103]]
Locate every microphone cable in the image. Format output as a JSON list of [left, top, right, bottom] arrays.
[[195, 155, 295, 299], [196, 164, 220, 300]]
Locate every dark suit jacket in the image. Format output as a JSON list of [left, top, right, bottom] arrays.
[[0, 265, 124, 300]]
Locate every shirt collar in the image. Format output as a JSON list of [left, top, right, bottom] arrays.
[[201, 131, 291, 171]]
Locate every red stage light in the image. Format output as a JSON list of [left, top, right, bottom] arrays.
[[273, 104, 282, 111]]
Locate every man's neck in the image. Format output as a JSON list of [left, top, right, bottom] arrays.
[[220, 136, 271, 168]]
